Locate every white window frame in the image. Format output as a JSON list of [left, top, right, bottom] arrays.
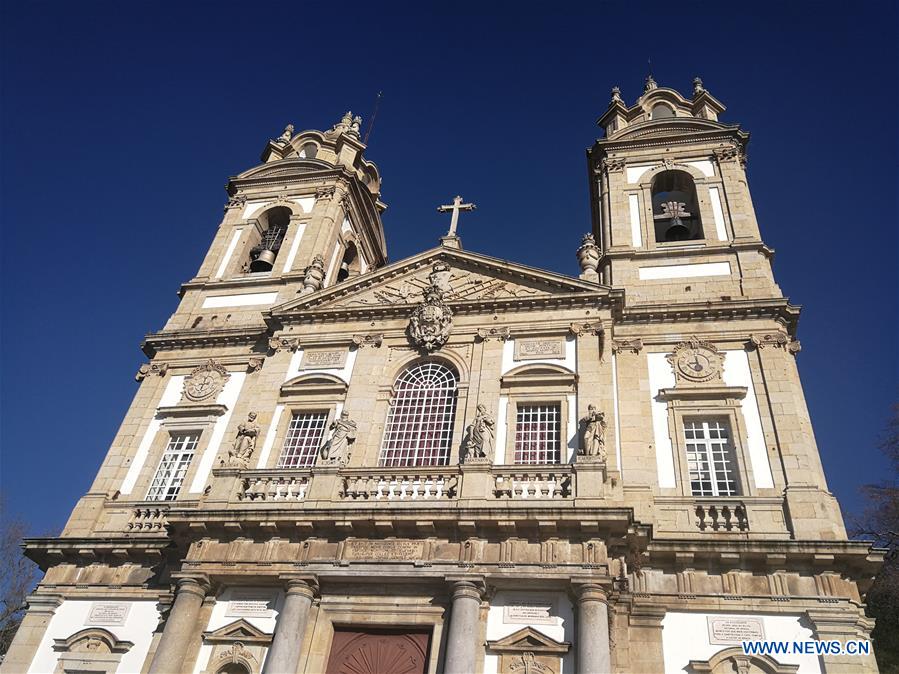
[[683, 418, 739, 497], [146, 432, 200, 501]]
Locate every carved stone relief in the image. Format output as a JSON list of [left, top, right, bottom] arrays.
[[408, 269, 454, 351], [268, 336, 301, 353], [749, 333, 800, 353], [611, 338, 643, 354], [135, 362, 168, 382]]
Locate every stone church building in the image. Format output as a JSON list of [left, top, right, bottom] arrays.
[[3, 78, 883, 674]]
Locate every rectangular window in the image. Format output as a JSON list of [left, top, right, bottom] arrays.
[[684, 419, 739, 496], [146, 433, 199, 501], [514, 404, 561, 464], [277, 412, 329, 468]]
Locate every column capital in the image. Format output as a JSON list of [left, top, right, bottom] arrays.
[[25, 593, 63, 615], [571, 579, 609, 604], [281, 575, 319, 599], [171, 574, 212, 598], [445, 576, 486, 602]]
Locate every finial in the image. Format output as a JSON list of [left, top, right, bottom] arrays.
[[693, 76, 705, 95], [610, 86, 622, 103], [643, 74, 658, 93], [276, 123, 294, 144]]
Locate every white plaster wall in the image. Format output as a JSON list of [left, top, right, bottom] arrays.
[[483, 591, 574, 674], [241, 197, 314, 221], [682, 159, 715, 178], [191, 587, 284, 674], [661, 612, 821, 673], [628, 193, 642, 247], [626, 159, 715, 184], [708, 187, 728, 241], [188, 372, 247, 493], [723, 350, 774, 489], [201, 292, 279, 309], [638, 262, 731, 280], [647, 352, 677, 488], [27, 600, 161, 674], [494, 395, 510, 464], [566, 394, 578, 463], [283, 346, 358, 385], [255, 404, 285, 469], [215, 228, 244, 279], [281, 222, 307, 274], [120, 376, 186, 495], [294, 197, 315, 214], [500, 336, 576, 375], [611, 353, 623, 475]]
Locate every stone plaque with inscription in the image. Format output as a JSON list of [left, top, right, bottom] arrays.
[[86, 602, 131, 626], [225, 591, 276, 618], [503, 598, 556, 625], [707, 617, 765, 645], [344, 540, 424, 561], [514, 338, 565, 361], [300, 349, 347, 370]]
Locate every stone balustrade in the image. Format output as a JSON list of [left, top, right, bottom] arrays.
[[340, 468, 460, 500], [239, 470, 311, 502], [493, 467, 574, 499], [694, 500, 749, 532], [126, 506, 169, 532]]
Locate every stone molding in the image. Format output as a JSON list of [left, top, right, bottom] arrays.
[[135, 362, 169, 382], [611, 338, 643, 354]]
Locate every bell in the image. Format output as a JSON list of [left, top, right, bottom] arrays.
[[250, 249, 277, 272], [664, 218, 691, 241]]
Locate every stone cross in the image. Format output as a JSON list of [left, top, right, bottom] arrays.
[[437, 196, 476, 237]]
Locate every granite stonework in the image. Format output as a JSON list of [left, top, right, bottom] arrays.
[[3, 83, 882, 674]]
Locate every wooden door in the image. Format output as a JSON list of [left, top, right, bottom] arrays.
[[325, 627, 431, 674]]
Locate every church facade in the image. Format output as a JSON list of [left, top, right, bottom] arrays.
[[3, 79, 883, 674]]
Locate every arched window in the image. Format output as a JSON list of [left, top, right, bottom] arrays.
[[651, 170, 703, 242], [217, 664, 250, 674], [380, 361, 459, 466], [336, 241, 361, 282], [651, 103, 675, 119], [249, 206, 291, 272], [299, 142, 318, 159]]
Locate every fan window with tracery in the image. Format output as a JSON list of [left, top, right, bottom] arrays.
[[379, 362, 459, 467]]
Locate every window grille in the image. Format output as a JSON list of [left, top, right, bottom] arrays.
[[146, 433, 199, 501], [379, 361, 458, 467], [277, 412, 329, 468], [684, 419, 739, 496], [514, 404, 561, 464]]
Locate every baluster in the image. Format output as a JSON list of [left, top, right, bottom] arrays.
[[696, 505, 707, 530]]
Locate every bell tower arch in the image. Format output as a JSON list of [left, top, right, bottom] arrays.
[[587, 77, 781, 305]]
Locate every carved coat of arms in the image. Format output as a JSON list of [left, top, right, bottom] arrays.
[[408, 285, 453, 351]]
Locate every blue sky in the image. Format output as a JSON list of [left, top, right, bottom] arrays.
[[1, 1, 896, 534]]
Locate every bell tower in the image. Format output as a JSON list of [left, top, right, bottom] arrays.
[[587, 76, 781, 305], [158, 112, 388, 333]]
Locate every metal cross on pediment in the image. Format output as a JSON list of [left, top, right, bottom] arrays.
[[437, 195, 476, 237], [653, 200, 690, 221]]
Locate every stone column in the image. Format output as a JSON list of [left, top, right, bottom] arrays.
[[575, 583, 612, 674], [148, 576, 209, 674], [261, 577, 317, 674], [443, 579, 484, 674]]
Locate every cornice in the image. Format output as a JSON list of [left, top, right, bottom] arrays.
[[599, 241, 772, 264], [616, 298, 801, 334], [592, 125, 748, 157], [142, 326, 267, 357], [23, 536, 173, 571]]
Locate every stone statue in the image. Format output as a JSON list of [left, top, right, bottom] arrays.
[[276, 123, 294, 144], [300, 254, 325, 295], [610, 86, 622, 103], [579, 405, 607, 460], [223, 412, 259, 468], [349, 115, 362, 137], [319, 411, 357, 466], [693, 76, 705, 95], [463, 404, 495, 462]]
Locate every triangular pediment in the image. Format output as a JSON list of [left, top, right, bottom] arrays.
[[203, 619, 272, 645], [487, 626, 570, 654], [271, 246, 614, 317]]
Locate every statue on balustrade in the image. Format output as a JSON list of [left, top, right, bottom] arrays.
[[223, 412, 259, 469], [579, 405, 607, 462], [463, 403, 495, 462], [319, 411, 357, 466]]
